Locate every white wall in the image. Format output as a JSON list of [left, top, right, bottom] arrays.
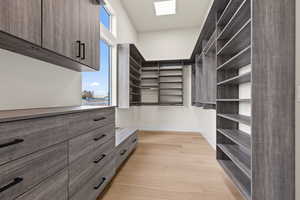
[[296, 0, 299, 198], [138, 28, 200, 60], [0, 49, 81, 110]]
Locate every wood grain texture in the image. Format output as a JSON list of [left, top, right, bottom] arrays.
[[0, 0, 41, 45], [100, 131, 243, 200], [42, 0, 80, 60], [0, 143, 68, 200], [251, 0, 295, 199], [0, 115, 69, 166], [79, 0, 100, 70], [69, 139, 115, 198], [16, 169, 68, 200]]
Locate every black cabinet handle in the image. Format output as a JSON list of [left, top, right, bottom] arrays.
[[120, 149, 127, 156], [94, 134, 106, 141], [76, 40, 81, 58], [94, 177, 106, 190], [93, 154, 106, 164], [0, 177, 23, 193], [132, 138, 137, 143], [81, 43, 86, 60], [93, 117, 106, 122], [0, 139, 24, 149]]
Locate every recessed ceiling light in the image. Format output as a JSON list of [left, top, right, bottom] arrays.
[[154, 0, 176, 16]]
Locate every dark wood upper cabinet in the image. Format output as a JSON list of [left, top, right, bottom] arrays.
[[79, 0, 100, 71], [0, 0, 42, 45], [42, 0, 80, 61]]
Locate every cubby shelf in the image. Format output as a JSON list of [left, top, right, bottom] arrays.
[[217, 45, 251, 71], [217, 72, 251, 86], [218, 144, 251, 178], [160, 88, 182, 90], [218, 160, 251, 200], [217, 114, 251, 126], [217, 129, 251, 151], [217, 0, 243, 26], [130, 56, 142, 68], [217, 99, 251, 102]]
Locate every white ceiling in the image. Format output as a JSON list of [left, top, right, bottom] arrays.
[[120, 0, 213, 33]]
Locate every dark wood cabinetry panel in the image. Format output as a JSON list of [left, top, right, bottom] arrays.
[[0, 0, 41, 45], [80, 0, 100, 70], [42, 0, 80, 60]]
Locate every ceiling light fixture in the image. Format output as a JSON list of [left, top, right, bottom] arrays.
[[154, 0, 176, 16]]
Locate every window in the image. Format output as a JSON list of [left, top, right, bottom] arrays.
[[100, 5, 111, 30], [82, 40, 111, 105]]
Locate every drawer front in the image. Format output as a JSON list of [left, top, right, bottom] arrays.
[[70, 159, 115, 200], [16, 169, 68, 200], [0, 115, 69, 165], [116, 133, 138, 170], [69, 139, 115, 197], [68, 108, 115, 138], [0, 143, 68, 200], [69, 123, 115, 163]]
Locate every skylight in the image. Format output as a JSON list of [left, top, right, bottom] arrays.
[[154, 0, 176, 16]]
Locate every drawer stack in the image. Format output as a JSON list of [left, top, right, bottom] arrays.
[[0, 106, 115, 200], [115, 128, 138, 170]]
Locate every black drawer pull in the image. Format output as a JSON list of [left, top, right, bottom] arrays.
[[76, 40, 81, 58], [81, 43, 86, 60], [93, 117, 106, 122], [94, 134, 106, 141], [0, 139, 24, 149], [120, 149, 127, 156], [132, 138, 137, 143], [94, 154, 106, 164], [94, 177, 106, 190], [0, 177, 23, 193]]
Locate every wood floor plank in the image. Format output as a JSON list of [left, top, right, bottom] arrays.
[[99, 131, 243, 200]]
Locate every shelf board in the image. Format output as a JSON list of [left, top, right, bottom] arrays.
[[217, 0, 243, 27], [141, 76, 158, 80], [217, 99, 251, 102], [218, 144, 251, 178], [217, 19, 251, 56], [130, 83, 140, 88], [203, 30, 217, 54], [140, 102, 159, 105], [159, 102, 184, 106], [217, 72, 251, 86], [130, 65, 141, 75], [142, 68, 159, 71], [159, 67, 183, 71], [160, 81, 183, 84], [218, 160, 251, 200], [218, 0, 250, 40], [160, 94, 183, 97], [130, 56, 142, 69], [160, 88, 183, 90], [159, 75, 182, 78], [217, 129, 251, 151], [217, 114, 251, 125], [130, 74, 141, 82], [217, 45, 251, 71]]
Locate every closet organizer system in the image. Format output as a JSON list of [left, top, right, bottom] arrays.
[[190, 0, 295, 200], [117, 44, 189, 107]]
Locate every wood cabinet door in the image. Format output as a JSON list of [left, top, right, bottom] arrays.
[[0, 0, 41, 45], [80, 0, 100, 71], [43, 0, 80, 60]]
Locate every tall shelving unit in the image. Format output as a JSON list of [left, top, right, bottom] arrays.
[[190, 0, 295, 199]]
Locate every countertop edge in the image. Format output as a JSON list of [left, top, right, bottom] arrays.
[[0, 105, 116, 123]]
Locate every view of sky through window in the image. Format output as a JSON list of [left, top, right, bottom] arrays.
[[100, 5, 110, 30], [82, 40, 110, 105]]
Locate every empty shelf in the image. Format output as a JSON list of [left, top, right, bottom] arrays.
[[217, 45, 251, 71], [217, 114, 251, 125], [159, 102, 183, 106], [130, 83, 140, 88], [160, 94, 183, 97], [217, 129, 251, 151], [141, 77, 158, 80], [140, 102, 159, 105], [160, 81, 183, 83], [218, 160, 251, 200], [160, 88, 182, 90], [217, 72, 251, 86], [218, 0, 250, 40], [142, 68, 159, 71], [159, 67, 183, 71], [130, 65, 140, 74], [217, 0, 244, 27], [218, 19, 251, 56], [218, 144, 251, 178], [130, 56, 142, 68], [130, 74, 141, 82], [159, 75, 182, 77], [217, 99, 251, 102]]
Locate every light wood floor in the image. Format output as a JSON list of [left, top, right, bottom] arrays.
[[100, 131, 243, 200]]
